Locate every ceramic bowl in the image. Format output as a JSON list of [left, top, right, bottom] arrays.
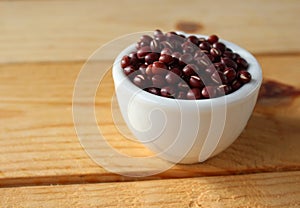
[[112, 33, 262, 164]]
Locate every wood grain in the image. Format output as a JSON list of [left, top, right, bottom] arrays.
[[1, 171, 300, 208], [0, 0, 300, 63], [1, 1, 299, 207], [0, 55, 299, 187]]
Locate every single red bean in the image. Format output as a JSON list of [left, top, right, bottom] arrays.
[[133, 74, 147, 88], [150, 40, 162, 52], [232, 53, 240, 60], [217, 84, 232, 95], [223, 51, 234, 59], [179, 53, 193, 65], [202, 86, 217, 98], [171, 52, 181, 66], [152, 61, 168, 75], [231, 80, 242, 91], [146, 87, 161, 96], [159, 54, 174, 65], [154, 34, 167, 42], [210, 48, 222, 58], [212, 42, 226, 53], [238, 70, 251, 84], [145, 53, 159, 65], [165, 71, 180, 84], [154, 29, 163, 37], [236, 57, 249, 69], [145, 64, 153, 76], [183, 64, 197, 77], [211, 71, 228, 84], [187, 88, 202, 100], [121, 55, 131, 68], [214, 62, 226, 71], [136, 40, 149, 49], [161, 48, 173, 55], [187, 35, 200, 45], [138, 64, 147, 75], [128, 52, 139, 65], [161, 86, 177, 98], [137, 46, 151, 59], [123, 66, 135, 76], [223, 67, 237, 83], [221, 57, 238, 70], [189, 75, 204, 88], [140, 35, 152, 44], [207, 34, 219, 44], [170, 68, 182, 76], [199, 41, 211, 51], [151, 74, 166, 88]]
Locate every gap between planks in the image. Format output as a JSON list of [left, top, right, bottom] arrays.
[[1, 171, 300, 208], [0, 55, 299, 188], [1, 168, 299, 189]]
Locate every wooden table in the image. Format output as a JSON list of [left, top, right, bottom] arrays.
[[1, 0, 300, 207]]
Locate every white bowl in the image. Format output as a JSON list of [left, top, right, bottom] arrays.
[[112, 33, 262, 164]]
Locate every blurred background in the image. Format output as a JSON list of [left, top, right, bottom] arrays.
[[1, 0, 299, 63]]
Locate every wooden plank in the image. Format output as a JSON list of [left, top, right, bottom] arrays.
[[0, 0, 300, 63], [0, 55, 299, 186], [1, 171, 300, 208]]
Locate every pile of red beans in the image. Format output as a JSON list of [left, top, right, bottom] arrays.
[[120, 30, 251, 100]]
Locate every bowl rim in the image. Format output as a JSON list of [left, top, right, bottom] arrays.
[[112, 32, 263, 108]]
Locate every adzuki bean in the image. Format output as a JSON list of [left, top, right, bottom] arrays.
[[165, 71, 180, 84], [207, 34, 219, 44], [133, 74, 147, 88], [152, 61, 168, 75], [120, 30, 252, 99], [145, 53, 159, 65], [151, 74, 166, 88], [187, 88, 202, 100], [202, 86, 217, 98], [161, 86, 177, 98], [146, 87, 160, 95]]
